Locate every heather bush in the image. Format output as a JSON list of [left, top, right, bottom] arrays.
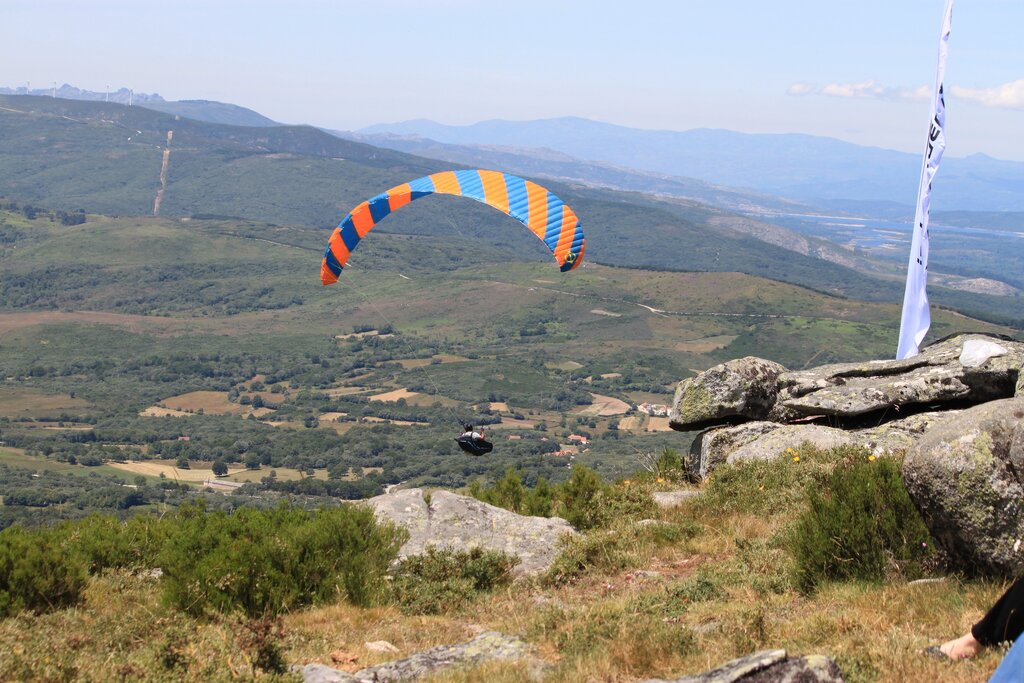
[[791, 455, 934, 593], [390, 545, 519, 615], [158, 502, 405, 617], [0, 524, 87, 617]]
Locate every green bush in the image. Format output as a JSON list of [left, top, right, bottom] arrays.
[[390, 546, 519, 615], [158, 502, 406, 617], [468, 465, 654, 530], [57, 514, 167, 574], [790, 455, 933, 593], [0, 525, 87, 617]]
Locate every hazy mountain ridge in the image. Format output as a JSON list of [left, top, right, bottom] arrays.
[[360, 117, 1024, 212], [0, 84, 276, 128]]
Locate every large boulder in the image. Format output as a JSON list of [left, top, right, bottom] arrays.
[[725, 425, 856, 466], [687, 422, 783, 479], [777, 334, 1023, 420], [640, 649, 844, 683], [365, 489, 574, 577], [688, 411, 955, 480], [670, 358, 790, 431], [902, 397, 1024, 575]]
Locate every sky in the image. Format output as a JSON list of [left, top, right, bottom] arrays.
[[4, 0, 1024, 160]]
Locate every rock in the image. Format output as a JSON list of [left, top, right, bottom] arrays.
[[777, 334, 1023, 419], [688, 411, 959, 480], [299, 632, 536, 683], [364, 641, 399, 654], [725, 424, 856, 466], [640, 649, 844, 683], [902, 397, 1024, 575], [670, 357, 791, 431], [652, 490, 702, 509], [688, 422, 781, 479], [960, 339, 1009, 368], [365, 489, 575, 576]]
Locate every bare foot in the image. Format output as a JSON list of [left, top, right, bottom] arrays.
[[939, 632, 982, 660]]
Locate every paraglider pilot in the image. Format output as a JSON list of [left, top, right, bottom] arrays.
[[461, 424, 485, 442], [456, 423, 493, 456]]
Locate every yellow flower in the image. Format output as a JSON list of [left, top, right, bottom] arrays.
[[868, 455, 877, 462], [623, 479, 631, 486], [792, 455, 800, 463]]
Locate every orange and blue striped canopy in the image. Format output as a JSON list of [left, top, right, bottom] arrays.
[[320, 169, 585, 285]]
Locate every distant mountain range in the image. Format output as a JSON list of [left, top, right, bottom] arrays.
[[9, 85, 1023, 213], [359, 117, 1024, 213], [0, 84, 277, 127]]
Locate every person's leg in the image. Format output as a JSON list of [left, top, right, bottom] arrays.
[[988, 637, 1024, 683], [974, 578, 1024, 646], [940, 632, 983, 659]]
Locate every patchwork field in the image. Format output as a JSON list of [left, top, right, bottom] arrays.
[[155, 391, 249, 416], [575, 393, 631, 417], [107, 460, 237, 482], [0, 388, 92, 418]]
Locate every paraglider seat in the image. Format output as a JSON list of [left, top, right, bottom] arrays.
[[456, 436, 493, 456]]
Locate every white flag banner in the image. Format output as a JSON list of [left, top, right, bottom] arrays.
[[897, 0, 953, 359]]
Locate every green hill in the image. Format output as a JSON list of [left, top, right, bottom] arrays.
[[0, 94, 1020, 328]]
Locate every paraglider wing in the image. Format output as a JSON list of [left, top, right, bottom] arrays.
[[320, 170, 585, 284]]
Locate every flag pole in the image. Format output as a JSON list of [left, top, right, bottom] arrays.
[[896, 0, 953, 359]]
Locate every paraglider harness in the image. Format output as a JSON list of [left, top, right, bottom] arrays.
[[455, 424, 493, 456]]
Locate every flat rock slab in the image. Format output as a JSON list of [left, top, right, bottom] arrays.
[[300, 632, 534, 683], [641, 649, 845, 683], [688, 410, 958, 480], [365, 489, 575, 577], [778, 334, 1023, 418]]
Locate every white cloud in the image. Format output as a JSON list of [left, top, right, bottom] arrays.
[[952, 80, 1024, 109], [787, 81, 930, 102]]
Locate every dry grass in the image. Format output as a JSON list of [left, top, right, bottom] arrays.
[[108, 460, 239, 482], [157, 390, 247, 416], [0, 388, 92, 418], [674, 335, 739, 354], [0, 456, 1011, 682], [645, 417, 672, 432], [574, 393, 630, 417], [369, 388, 422, 402]]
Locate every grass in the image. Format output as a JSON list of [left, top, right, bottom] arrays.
[[0, 446, 1014, 681], [0, 388, 92, 418], [0, 448, 146, 482]]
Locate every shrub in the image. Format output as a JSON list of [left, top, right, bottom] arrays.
[[58, 514, 167, 573], [469, 465, 654, 531], [391, 546, 519, 615], [0, 525, 87, 617], [158, 502, 406, 617], [790, 455, 933, 593]]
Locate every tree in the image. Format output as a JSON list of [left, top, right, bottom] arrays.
[[176, 456, 190, 470], [212, 460, 228, 477]]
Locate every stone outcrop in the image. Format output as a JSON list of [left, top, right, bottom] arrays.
[[671, 357, 790, 430], [689, 411, 955, 478], [300, 631, 537, 683], [671, 334, 1023, 433], [902, 397, 1024, 575], [666, 333, 1024, 577], [365, 488, 574, 577], [640, 649, 844, 683]]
